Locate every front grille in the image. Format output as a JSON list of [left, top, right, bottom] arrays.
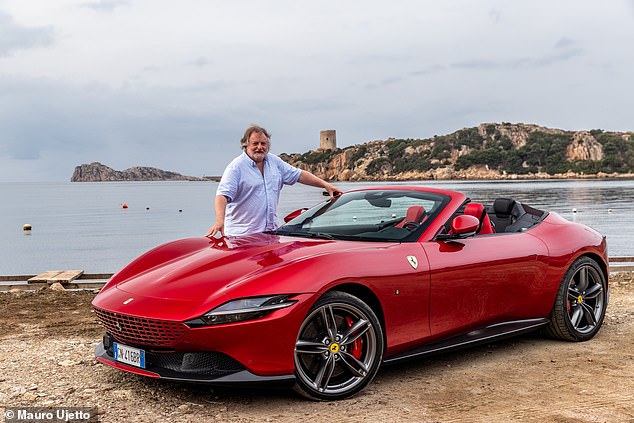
[[94, 307, 187, 347], [151, 352, 245, 376], [102, 333, 245, 379]]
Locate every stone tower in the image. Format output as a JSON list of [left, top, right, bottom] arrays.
[[319, 130, 337, 150]]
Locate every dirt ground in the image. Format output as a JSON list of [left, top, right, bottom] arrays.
[[1, 273, 633, 423]]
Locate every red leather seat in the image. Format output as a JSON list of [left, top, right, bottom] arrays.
[[395, 205, 426, 228], [464, 202, 495, 235]]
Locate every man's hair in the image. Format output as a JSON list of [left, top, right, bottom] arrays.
[[240, 124, 271, 150]]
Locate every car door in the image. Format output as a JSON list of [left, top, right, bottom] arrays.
[[422, 232, 550, 339]]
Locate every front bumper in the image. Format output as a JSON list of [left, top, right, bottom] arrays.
[[95, 335, 295, 386]]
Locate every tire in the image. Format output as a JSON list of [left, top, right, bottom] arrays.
[[545, 256, 607, 341], [293, 291, 384, 400]]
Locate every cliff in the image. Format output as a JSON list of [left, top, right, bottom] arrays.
[[71, 162, 207, 182], [280, 123, 634, 181]]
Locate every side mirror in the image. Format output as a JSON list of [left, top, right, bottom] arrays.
[[436, 215, 479, 240], [283, 208, 308, 223]]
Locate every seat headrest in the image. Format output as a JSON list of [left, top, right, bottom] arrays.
[[404, 205, 426, 223], [493, 198, 516, 216], [464, 202, 485, 219]]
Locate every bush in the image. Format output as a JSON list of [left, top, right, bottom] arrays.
[[455, 128, 484, 148], [455, 148, 504, 170], [365, 158, 391, 175], [518, 132, 569, 168], [299, 149, 339, 165], [386, 139, 408, 160], [349, 145, 367, 163]]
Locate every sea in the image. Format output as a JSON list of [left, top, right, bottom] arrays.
[[1, 179, 633, 275]]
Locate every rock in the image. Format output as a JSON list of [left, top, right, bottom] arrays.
[[71, 162, 206, 182], [49, 283, 66, 292], [567, 132, 603, 161], [23, 391, 37, 401], [112, 389, 134, 400]]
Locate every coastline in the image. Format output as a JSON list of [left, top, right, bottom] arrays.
[[67, 172, 634, 183], [321, 169, 634, 182]]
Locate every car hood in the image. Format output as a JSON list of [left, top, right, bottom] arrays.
[[111, 232, 373, 304]]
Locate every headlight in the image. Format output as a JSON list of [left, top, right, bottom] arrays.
[[185, 295, 297, 327]]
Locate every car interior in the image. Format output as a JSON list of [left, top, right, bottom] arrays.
[[441, 197, 547, 238]]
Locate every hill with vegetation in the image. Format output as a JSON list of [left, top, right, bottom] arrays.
[[70, 162, 213, 182], [280, 123, 634, 181]]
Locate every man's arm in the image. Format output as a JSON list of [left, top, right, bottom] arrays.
[[205, 195, 228, 238], [297, 170, 339, 197]]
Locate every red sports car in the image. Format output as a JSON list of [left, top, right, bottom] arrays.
[[93, 186, 608, 400]]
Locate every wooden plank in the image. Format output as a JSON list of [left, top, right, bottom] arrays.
[[65, 281, 107, 289], [0, 275, 35, 282], [609, 257, 634, 263], [610, 265, 634, 272], [48, 270, 84, 284], [79, 273, 114, 280], [28, 271, 63, 284]]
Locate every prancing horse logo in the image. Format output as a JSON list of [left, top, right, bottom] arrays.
[[407, 256, 418, 269]]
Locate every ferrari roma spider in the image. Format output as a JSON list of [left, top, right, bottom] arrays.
[[93, 186, 608, 400]]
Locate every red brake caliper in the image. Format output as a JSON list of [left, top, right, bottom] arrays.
[[345, 316, 363, 359]]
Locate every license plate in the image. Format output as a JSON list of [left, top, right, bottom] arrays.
[[113, 342, 146, 368]]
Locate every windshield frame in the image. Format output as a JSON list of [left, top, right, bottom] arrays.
[[272, 189, 451, 242]]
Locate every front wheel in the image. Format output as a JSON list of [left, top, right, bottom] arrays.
[[545, 256, 607, 341], [293, 291, 384, 400]]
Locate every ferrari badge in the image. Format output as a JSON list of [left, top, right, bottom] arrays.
[[407, 256, 418, 269]]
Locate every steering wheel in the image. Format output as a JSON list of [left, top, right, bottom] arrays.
[[376, 217, 404, 230], [402, 221, 420, 231]]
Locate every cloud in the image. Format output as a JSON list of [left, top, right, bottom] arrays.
[[410, 65, 447, 77], [0, 11, 54, 56], [489, 9, 502, 23], [79, 0, 129, 13], [345, 54, 410, 66], [187, 57, 214, 67], [555, 36, 575, 49], [0, 1, 631, 181], [451, 46, 584, 70], [0, 76, 247, 180]]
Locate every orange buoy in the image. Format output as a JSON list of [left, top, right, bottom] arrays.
[[23, 223, 32, 231], [122, 203, 128, 209]]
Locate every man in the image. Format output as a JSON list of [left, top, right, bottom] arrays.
[[206, 125, 339, 237]]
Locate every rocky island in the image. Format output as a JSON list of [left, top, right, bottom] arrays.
[[70, 162, 215, 182]]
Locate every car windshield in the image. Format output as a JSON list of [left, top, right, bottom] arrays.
[[271, 189, 449, 242]]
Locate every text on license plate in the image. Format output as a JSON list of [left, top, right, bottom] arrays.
[[113, 342, 146, 368]]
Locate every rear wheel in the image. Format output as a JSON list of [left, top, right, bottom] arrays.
[[545, 257, 607, 341], [293, 291, 384, 400]]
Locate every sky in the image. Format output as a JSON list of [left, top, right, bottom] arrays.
[[0, 0, 632, 182]]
